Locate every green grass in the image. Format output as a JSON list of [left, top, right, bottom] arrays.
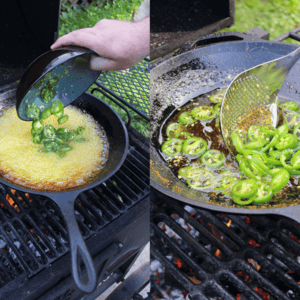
[[59, 0, 150, 138], [220, 0, 300, 44]]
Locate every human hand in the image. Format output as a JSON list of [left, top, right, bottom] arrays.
[[51, 18, 149, 71]]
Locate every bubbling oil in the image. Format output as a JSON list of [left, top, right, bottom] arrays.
[[0, 106, 108, 191]]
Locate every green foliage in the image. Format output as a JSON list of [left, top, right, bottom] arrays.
[[59, 0, 143, 36], [220, 0, 300, 43], [59, 0, 149, 137]]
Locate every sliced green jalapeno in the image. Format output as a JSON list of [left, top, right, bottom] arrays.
[[161, 138, 182, 157], [284, 111, 300, 129], [248, 125, 269, 142], [41, 108, 52, 120], [40, 87, 56, 103], [239, 158, 257, 179], [32, 133, 42, 144], [191, 106, 217, 121], [208, 89, 226, 103], [232, 179, 258, 198], [215, 172, 238, 191], [26, 103, 40, 120], [251, 183, 273, 204], [261, 125, 277, 136], [201, 149, 225, 168], [275, 133, 298, 150], [182, 137, 207, 157], [43, 125, 56, 139], [232, 195, 254, 206], [186, 169, 215, 190], [270, 168, 289, 193], [291, 150, 300, 169], [166, 123, 184, 138], [43, 141, 59, 152], [58, 115, 69, 125], [293, 123, 300, 140], [178, 165, 205, 180], [32, 119, 44, 133], [277, 124, 289, 135], [50, 100, 64, 114], [280, 101, 299, 112], [48, 76, 59, 87], [231, 131, 245, 153], [175, 132, 194, 140], [179, 111, 196, 124], [244, 140, 266, 150], [214, 103, 221, 114]]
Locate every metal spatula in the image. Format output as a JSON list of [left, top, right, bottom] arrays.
[[220, 46, 300, 155]]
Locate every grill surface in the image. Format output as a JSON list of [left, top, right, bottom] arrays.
[[151, 190, 300, 300]]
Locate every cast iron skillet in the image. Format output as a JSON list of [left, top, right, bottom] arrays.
[[0, 91, 129, 293], [151, 33, 300, 223]]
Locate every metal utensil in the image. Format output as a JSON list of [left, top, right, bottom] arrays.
[[16, 46, 101, 121], [220, 46, 300, 155]]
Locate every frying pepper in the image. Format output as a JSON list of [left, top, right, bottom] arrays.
[[178, 165, 205, 180], [280, 101, 299, 112], [166, 123, 184, 138], [179, 111, 196, 124], [32, 119, 44, 133], [186, 169, 215, 190], [175, 132, 194, 140], [270, 168, 290, 193], [251, 183, 273, 204], [293, 123, 300, 140], [274, 133, 298, 150], [43, 125, 56, 139], [232, 179, 258, 198], [231, 131, 245, 153], [40, 86, 56, 103], [232, 195, 254, 206], [200, 149, 225, 168], [26, 103, 40, 120], [191, 106, 217, 121], [182, 137, 207, 157], [161, 138, 183, 157]]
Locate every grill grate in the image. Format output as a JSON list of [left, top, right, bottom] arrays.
[[97, 59, 150, 118], [0, 135, 149, 288], [151, 193, 300, 300]]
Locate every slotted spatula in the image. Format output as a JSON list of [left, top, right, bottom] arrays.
[[220, 46, 300, 155]]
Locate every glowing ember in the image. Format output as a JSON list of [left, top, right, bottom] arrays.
[[174, 258, 183, 268], [226, 219, 232, 227], [214, 249, 222, 259], [161, 224, 166, 231], [254, 287, 270, 300], [291, 234, 300, 244], [25, 193, 29, 198], [186, 276, 201, 285], [245, 217, 251, 224], [236, 295, 241, 300], [11, 189, 16, 194], [199, 217, 203, 223], [0, 202, 4, 208], [248, 258, 261, 271], [248, 239, 260, 247], [6, 194, 20, 212], [30, 229, 33, 232]]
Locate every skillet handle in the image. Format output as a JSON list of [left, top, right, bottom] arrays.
[[91, 87, 131, 128], [271, 205, 300, 224], [54, 195, 97, 294]]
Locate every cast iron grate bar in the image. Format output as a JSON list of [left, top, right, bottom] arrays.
[[0, 127, 149, 288], [151, 194, 300, 299]]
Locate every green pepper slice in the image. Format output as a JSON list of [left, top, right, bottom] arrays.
[[200, 149, 225, 168], [291, 150, 300, 169], [26, 103, 40, 120], [270, 168, 289, 193], [178, 165, 205, 180], [58, 115, 69, 125], [50, 100, 64, 114], [43, 141, 58, 152], [232, 179, 258, 198], [214, 103, 221, 114], [261, 125, 277, 136], [40, 87, 56, 103], [239, 158, 257, 179], [41, 108, 52, 120], [32, 133, 42, 144], [48, 76, 59, 87], [248, 125, 270, 143], [191, 106, 217, 121], [208, 89, 226, 103], [166, 123, 184, 138], [161, 138, 182, 157], [293, 123, 300, 140], [277, 124, 289, 135], [32, 119, 44, 133], [186, 169, 215, 190], [175, 132, 194, 140], [232, 195, 254, 206], [182, 137, 207, 157], [280, 101, 299, 112], [244, 140, 266, 150], [251, 183, 273, 204], [215, 172, 238, 191], [34, 77, 47, 89], [274, 133, 298, 150], [179, 111, 196, 124], [43, 125, 56, 139], [284, 111, 300, 129], [231, 131, 245, 153]]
